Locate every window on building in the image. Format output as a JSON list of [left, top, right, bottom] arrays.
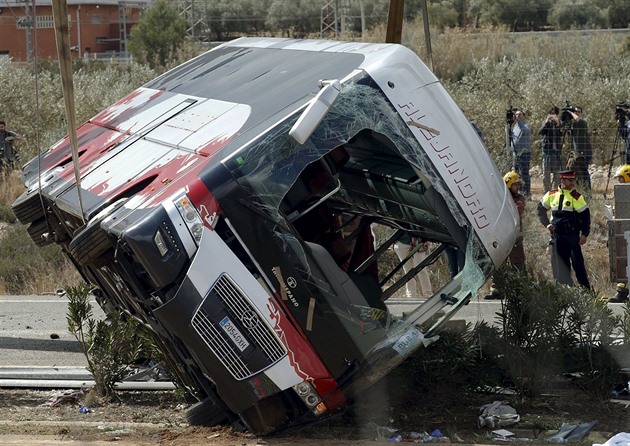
[[16, 15, 71, 29], [36, 15, 55, 28], [92, 14, 102, 24]]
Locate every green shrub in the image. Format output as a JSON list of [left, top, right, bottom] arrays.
[[392, 266, 627, 407], [66, 282, 152, 398], [485, 266, 624, 397], [400, 321, 507, 397]]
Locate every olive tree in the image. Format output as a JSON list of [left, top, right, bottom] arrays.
[[128, 0, 187, 69], [606, 0, 630, 28], [427, 1, 459, 29], [203, 0, 273, 41], [548, 0, 606, 30], [265, 0, 321, 37], [468, 0, 553, 30]]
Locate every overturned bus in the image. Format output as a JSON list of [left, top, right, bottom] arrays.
[[13, 38, 518, 434]]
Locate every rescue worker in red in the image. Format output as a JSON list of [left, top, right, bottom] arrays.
[[537, 170, 591, 288]]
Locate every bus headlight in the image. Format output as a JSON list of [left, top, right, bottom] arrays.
[[292, 381, 326, 416], [173, 194, 203, 245]]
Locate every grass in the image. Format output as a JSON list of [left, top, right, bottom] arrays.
[[0, 172, 80, 294]]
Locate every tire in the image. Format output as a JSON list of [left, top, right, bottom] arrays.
[[12, 189, 45, 225], [26, 218, 54, 247], [186, 398, 229, 427], [68, 221, 113, 267]]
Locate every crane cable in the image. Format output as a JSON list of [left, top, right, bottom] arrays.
[[51, 0, 86, 224], [30, 0, 50, 238]]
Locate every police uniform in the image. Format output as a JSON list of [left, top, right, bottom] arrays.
[[536, 170, 591, 288]]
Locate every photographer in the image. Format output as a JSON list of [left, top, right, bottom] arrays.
[[566, 106, 593, 190], [0, 119, 23, 170], [510, 109, 531, 197], [540, 106, 562, 191]]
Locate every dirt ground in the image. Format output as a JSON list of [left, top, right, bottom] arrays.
[[0, 386, 446, 445], [1, 380, 629, 446], [0, 388, 357, 445]]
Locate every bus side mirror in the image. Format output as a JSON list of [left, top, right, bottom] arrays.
[[289, 79, 341, 145]]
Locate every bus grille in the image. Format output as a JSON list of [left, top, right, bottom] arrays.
[[192, 274, 286, 380]]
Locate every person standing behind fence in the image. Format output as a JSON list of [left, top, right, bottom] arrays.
[[393, 234, 433, 298], [537, 170, 591, 289], [0, 119, 23, 169], [444, 246, 465, 278], [540, 106, 563, 192], [567, 106, 594, 191], [511, 109, 531, 197]]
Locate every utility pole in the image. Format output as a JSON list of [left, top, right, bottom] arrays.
[[177, 0, 210, 44], [420, 0, 433, 71], [359, 0, 365, 38], [385, 0, 403, 43], [118, 2, 128, 56], [18, 0, 33, 63], [320, 0, 338, 37]]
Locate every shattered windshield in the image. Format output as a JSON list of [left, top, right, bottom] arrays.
[[225, 76, 492, 360]]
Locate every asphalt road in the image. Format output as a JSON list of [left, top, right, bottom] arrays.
[[1, 294, 625, 368], [0, 294, 105, 367], [0, 294, 508, 368]]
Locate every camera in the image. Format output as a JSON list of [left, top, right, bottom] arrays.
[[505, 106, 516, 125], [560, 100, 576, 129], [615, 101, 629, 126]]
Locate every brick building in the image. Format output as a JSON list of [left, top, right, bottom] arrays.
[[0, 0, 151, 62]]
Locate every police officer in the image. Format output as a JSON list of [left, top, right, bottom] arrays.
[[610, 164, 630, 302], [537, 170, 591, 288]]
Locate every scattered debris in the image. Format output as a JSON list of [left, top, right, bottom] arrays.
[[594, 432, 630, 446], [611, 399, 630, 409], [387, 429, 449, 443], [493, 429, 516, 438], [611, 382, 630, 398], [492, 429, 533, 442], [99, 427, 136, 436], [478, 385, 517, 395], [45, 390, 82, 407], [367, 422, 398, 440], [125, 359, 171, 382], [546, 420, 597, 443], [79, 405, 92, 413], [478, 401, 520, 429]]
